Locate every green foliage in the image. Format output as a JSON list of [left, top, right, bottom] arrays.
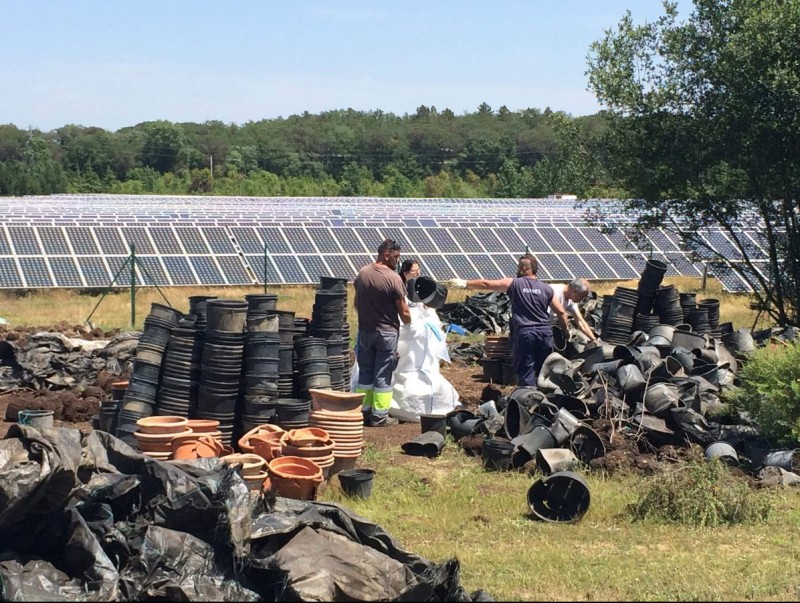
[[729, 342, 800, 445], [587, 0, 800, 326], [628, 455, 773, 527]]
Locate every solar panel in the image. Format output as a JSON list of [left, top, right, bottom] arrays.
[[330, 228, 369, 253], [324, 255, 355, 280], [217, 256, 252, 284], [645, 228, 682, 252], [37, 227, 71, 254], [190, 256, 225, 284], [106, 256, 134, 286], [561, 229, 596, 253], [0, 229, 11, 255], [514, 227, 551, 253], [175, 228, 210, 254], [306, 227, 342, 254], [94, 227, 127, 254], [417, 255, 456, 281], [355, 228, 382, 253], [580, 228, 617, 251], [576, 253, 619, 279], [426, 229, 458, 251], [273, 255, 308, 284], [48, 256, 83, 287], [0, 258, 23, 287], [8, 226, 41, 255], [77, 257, 111, 287], [148, 228, 183, 254], [18, 257, 52, 287], [65, 230, 99, 256], [538, 227, 573, 253], [120, 227, 156, 254], [247, 254, 281, 285], [257, 227, 291, 254], [448, 228, 483, 253], [538, 254, 572, 281], [230, 227, 263, 254], [403, 228, 438, 253], [162, 256, 197, 285], [494, 228, 526, 253], [445, 255, 480, 280], [472, 228, 506, 252], [558, 254, 594, 279], [471, 255, 504, 279], [202, 227, 237, 254], [137, 256, 170, 286], [349, 255, 373, 274], [283, 228, 317, 253], [701, 230, 741, 259]]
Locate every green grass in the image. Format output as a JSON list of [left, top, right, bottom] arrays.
[[322, 440, 800, 601]]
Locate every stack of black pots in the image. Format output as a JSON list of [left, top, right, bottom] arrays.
[[196, 299, 248, 446], [686, 306, 712, 336], [155, 315, 202, 418], [680, 292, 697, 322], [654, 284, 684, 325], [238, 310, 280, 439], [116, 302, 183, 447], [276, 310, 296, 397], [311, 276, 349, 391], [187, 295, 216, 331], [698, 298, 722, 339], [274, 397, 311, 430], [294, 336, 331, 399], [600, 287, 638, 344], [636, 259, 669, 316]]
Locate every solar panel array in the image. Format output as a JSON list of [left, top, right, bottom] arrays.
[[0, 194, 765, 292]]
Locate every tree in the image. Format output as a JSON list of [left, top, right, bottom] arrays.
[[587, 0, 800, 325], [138, 121, 186, 173]]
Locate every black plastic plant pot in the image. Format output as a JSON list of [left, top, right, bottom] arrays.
[[526, 471, 591, 523], [401, 431, 445, 458], [569, 425, 606, 465], [338, 468, 375, 498], [414, 276, 448, 309], [419, 413, 447, 437]]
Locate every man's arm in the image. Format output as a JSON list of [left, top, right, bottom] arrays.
[[549, 296, 570, 332], [396, 297, 412, 325], [570, 307, 597, 342], [448, 277, 513, 293]]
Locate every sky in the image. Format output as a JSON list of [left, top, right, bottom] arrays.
[[1, 0, 687, 132]]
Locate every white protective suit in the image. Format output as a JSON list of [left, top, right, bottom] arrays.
[[350, 301, 460, 422]]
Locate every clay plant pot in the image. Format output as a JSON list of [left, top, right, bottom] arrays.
[[136, 416, 189, 435], [267, 455, 324, 500], [135, 427, 192, 453], [251, 432, 285, 462], [186, 419, 221, 434], [308, 388, 365, 413], [283, 427, 331, 447], [171, 433, 203, 460], [221, 453, 267, 476], [242, 471, 269, 491], [238, 424, 286, 453]]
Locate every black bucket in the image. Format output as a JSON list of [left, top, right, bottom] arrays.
[[320, 275, 349, 292], [338, 468, 375, 498], [414, 276, 448, 309], [245, 293, 278, 314]]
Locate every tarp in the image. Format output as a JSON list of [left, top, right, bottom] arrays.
[[0, 425, 491, 602]]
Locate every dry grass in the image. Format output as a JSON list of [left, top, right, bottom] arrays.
[[0, 277, 762, 333]]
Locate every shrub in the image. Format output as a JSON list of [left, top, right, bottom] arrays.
[[627, 455, 772, 527], [728, 341, 800, 446]]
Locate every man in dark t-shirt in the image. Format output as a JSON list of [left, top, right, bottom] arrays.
[[447, 254, 569, 386], [354, 239, 412, 427]]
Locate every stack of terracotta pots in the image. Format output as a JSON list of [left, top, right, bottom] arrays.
[[280, 427, 335, 477], [238, 423, 285, 454], [307, 388, 365, 473], [134, 416, 191, 460]]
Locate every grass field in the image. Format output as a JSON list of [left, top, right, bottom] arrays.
[[2, 277, 798, 600]]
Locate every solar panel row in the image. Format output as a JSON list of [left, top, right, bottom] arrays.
[[0, 195, 764, 291]]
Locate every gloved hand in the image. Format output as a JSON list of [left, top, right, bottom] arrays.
[[447, 278, 467, 289]]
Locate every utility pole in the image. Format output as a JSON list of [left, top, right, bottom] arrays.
[[209, 155, 213, 178]]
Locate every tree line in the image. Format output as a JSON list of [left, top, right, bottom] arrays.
[[0, 104, 620, 199]]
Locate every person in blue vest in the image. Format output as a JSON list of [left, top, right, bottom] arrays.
[[447, 254, 569, 386]]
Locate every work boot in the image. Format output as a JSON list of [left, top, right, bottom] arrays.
[[367, 414, 398, 427]]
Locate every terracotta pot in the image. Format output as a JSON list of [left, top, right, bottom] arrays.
[[308, 389, 365, 413], [268, 455, 324, 500], [284, 427, 331, 447], [187, 419, 220, 433], [136, 416, 189, 435], [282, 440, 335, 457], [242, 471, 269, 491], [221, 453, 267, 476], [250, 432, 284, 462], [171, 433, 203, 460], [238, 424, 285, 453]]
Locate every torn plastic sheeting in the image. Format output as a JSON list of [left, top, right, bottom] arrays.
[[0, 426, 492, 602], [437, 292, 511, 335]]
